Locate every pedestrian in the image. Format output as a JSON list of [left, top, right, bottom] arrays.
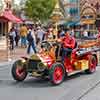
[[47, 28, 54, 40], [96, 27, 100, 46], [36, 26, 45, 44], [27, 28, 37, 54], [20, 24, 28, 48], [15, 29, 20, 47], [59, 29, 65, 38], [70, 29, 75, 37], [9, 28, 16, 50], [53, 27, 58, 39], [83, 30, 88, 38]]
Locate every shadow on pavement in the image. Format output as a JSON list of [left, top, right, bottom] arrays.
[[0, 70, 97, 88], [64, 72, 90, 82], [10, 73, 86, 88], [10, 78, 52, 88]]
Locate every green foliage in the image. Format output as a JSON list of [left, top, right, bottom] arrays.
[[25, 0, 56, 22]]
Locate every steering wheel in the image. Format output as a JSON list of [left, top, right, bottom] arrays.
[[41, 41, 52, 51]]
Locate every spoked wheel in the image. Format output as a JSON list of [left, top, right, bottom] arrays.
[[49, 63, 65, 85], [85, 56, 97, 74], [11, 60, 27, 81]]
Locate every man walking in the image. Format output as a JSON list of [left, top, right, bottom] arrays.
[[27, 28, 37, 54]]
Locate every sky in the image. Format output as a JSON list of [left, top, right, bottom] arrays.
[[14, 0, 21, 4]]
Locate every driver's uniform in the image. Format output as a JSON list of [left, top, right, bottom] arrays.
[[61, 35, 76, 62]]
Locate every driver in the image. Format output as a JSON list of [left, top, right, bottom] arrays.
[[60, 31, 76, 62]]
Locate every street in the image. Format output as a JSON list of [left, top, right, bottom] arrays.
[[0, 0, 100, 99], [0, 63, 100, 100]]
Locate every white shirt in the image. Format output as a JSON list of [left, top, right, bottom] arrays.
[[83, 31, 88, 37], [36, 29, 44, 41], [9, 31, 16, 40]]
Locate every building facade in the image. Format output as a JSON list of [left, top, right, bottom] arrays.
[[80, 0, 100, 34], [0, 0, 21, 36], [62, 0, 80, 27]]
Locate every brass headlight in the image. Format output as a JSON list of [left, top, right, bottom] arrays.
[[37, 62, 47, 72], [20, 58, 26, 63]]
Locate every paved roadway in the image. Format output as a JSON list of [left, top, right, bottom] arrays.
[[0, 63, 100, 100]]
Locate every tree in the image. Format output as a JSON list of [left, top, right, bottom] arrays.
[[25, 0, 56, 22]]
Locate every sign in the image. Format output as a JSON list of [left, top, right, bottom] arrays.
[[64, 3, 77, 7]]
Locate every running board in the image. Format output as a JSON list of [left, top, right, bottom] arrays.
[[68, 70, 83, 76]]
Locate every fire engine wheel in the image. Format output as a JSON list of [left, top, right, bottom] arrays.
[[85, 56, 97, 74], [11, 60, 27, 82], [49, 63, 65, 85]]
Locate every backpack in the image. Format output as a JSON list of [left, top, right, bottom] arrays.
[[27, 31, 33, 42]]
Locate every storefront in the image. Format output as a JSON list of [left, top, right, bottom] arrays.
[[80, 2, 97, 34], [0, 9, 22, 36]]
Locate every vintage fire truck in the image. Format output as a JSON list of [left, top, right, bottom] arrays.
[[11, 39, 100, 85]]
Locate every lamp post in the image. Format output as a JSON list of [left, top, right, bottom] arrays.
[[4, 0, 12, 9], [50, 0, 64, 39], [4, 0, 12, 61]]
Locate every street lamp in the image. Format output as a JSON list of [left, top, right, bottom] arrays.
[[4, 0, 13, 61], [50, 0, 64, 39], [4, 0, 12, 9]]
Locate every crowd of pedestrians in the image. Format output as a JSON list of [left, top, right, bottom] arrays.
[[8, 24, 63, 54], [9, 23, 87, 55], [8, 23, 99, 55]]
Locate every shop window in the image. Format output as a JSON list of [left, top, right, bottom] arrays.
[[83, 24, 88, 30], [70, 8, 78, 16], [82, 16, 86, 19], [88, 15, 93, 18], [89, 24, 93, 29], [82, 15, 93, 19]]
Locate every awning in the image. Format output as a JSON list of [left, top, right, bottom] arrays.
[[0, 9, 23, 23], [64, 21, 80, 27], [68, 22, 76, 26]]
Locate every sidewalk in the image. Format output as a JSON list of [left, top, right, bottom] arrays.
[[0, 47, 27, 63], [0, 36, 28, 64]]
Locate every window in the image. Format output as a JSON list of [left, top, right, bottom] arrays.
[[82, 15, 93, 19]]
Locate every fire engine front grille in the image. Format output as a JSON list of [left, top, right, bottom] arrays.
[[28, 59, 41, 70]]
